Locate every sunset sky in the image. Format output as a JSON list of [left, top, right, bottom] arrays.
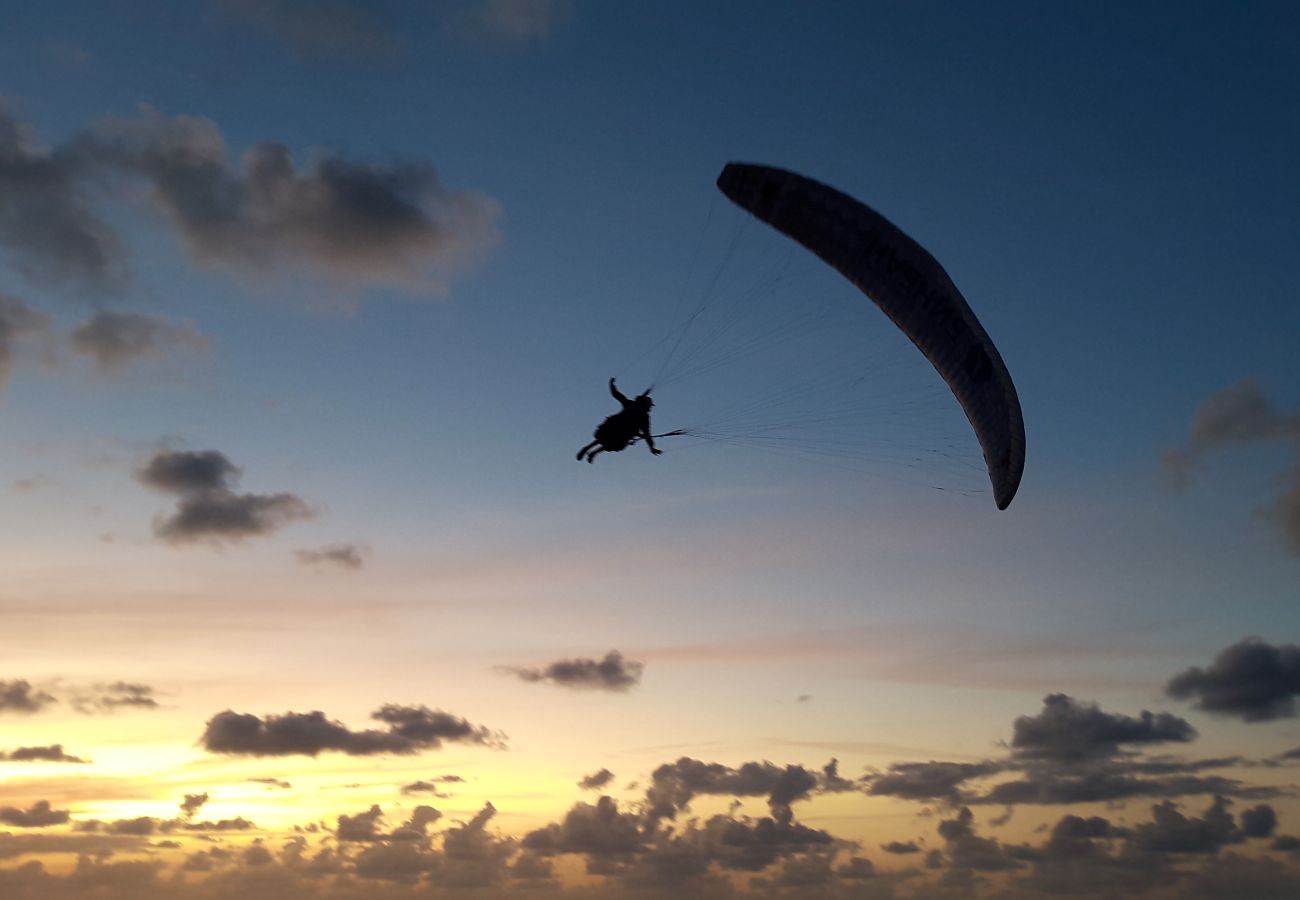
[[2, 2, 1299, 898]]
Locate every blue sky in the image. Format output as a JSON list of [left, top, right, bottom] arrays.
[[1, 3, 1299, 898]]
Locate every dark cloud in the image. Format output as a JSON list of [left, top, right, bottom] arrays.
[[0, 680, 56, 713], [156, 490, 313, 544], [1128, 796, 1244, 855], [214, 0, 402, 58], [934, 807, 1023, 874], [645, 758, 830, 825], [521, 796, 643, 860], [1164, 379, 1300, 553], [1166, 638, 1300, 722], [400, 774, 463, 796], [0, 292, 51, 389], [2, 102, 498, 296], [867, 760, 1001, 801], [578, 768, 615, 790], [137, 449, 239, 495], [976, 768, 1276, 806], [69, 681, 160, 714], [137, 448, 314, 544], [0, 744, 88, 763], [248, 777, 291, 789], [0, 101, 123, 288], [179, 793, 209, 818], [880, 840, 921, 854], [71, 311, 207, 373], [503, 650, 644, 692], [71, 107, 499, 294], [1242, 804, 1279, 839], [1010, 693, 1196, 762], [1187, 378, 1300, 448], [200, 705, 503, 757], [295, 542, 369, 570], [0, 800, 70, 828]]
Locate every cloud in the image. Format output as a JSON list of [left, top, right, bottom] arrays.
[[70, 311, 208, 374], [0, 680, 56, 713], [1127, 796, 1250, 855], [880, 840, 921, 854], [502, 651, 644, 692], [179, 793, 209, 818], [867, 760, 1002, 801], [71, 106, 500, 294], [248, 777, 291, 789], [643, 757, 849, 825], [200, 704, 504, 757], [1167, 638, 1300, 722], [578, 768, 615, 790], [0, 292, 51, 391], [214, 0, 402, 58], [137, 448, 314, 544], [1009, 693, 1197, 762], [864, 695, 1275, 809], [1164, 378, 1300, 553], [0, 744, 88, 763], [68, 681, 161, 714], [1, 102, 499, 296], [522, 796, 643, 860], [137, 448, 239, 494], [295, 542, 369, 570], [1187, 379, 1300, 448], [0, 800, 70, 828], [0, 101, 123, 288]]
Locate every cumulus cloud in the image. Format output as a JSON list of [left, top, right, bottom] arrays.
[[0, 101, 123, 288], [502, 651, 643, 692], [179, 793, 209, 818], [1164, 378, 1300, 553], [295, 542, 369, 570], [0, 800, 70, 828], [137, 448, 314, 544], [214, 0, 402, 58], [70, 311, 208, 374], [1167, 638, 1300, 722], [578, 768, 615, 790], [1186, 379, 1300, 448], [1009, 693, 1197, 763], [0, 680, 56, 713], [864, 694, 1275, 809], [867, 760, 1002, 802], [200, 704, 503, 757], [1, 102, 498, 296], [644, 757, 851, 826], [71, 106, 499, 294], [0, 744, 88, 763]]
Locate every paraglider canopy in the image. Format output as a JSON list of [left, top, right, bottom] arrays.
[[716, 162, 1025, 509]]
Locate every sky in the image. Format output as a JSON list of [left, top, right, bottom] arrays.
[[1, 2, 1299, 898]]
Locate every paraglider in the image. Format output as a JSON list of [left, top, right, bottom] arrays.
[[714, 163, 1025, 509], [576, 378, 663, 463]]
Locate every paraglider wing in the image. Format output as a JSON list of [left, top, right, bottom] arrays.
[[716, 162, 1025, 510]]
